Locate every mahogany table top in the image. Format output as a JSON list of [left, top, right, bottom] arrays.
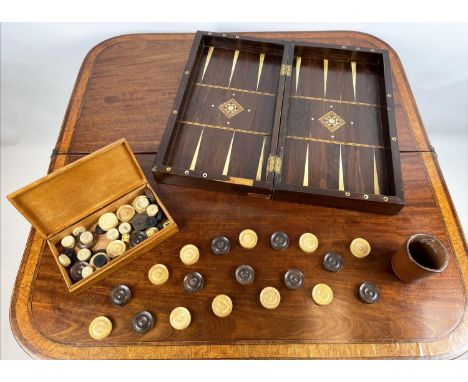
[[10, 31, 468, 359]]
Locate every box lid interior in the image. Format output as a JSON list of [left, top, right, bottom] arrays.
[[8, 139, 146, 238]]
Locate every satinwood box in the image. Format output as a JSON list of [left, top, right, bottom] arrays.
[[8, 139, 178, 293]]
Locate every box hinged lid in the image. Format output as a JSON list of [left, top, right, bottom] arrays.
[[8, 139, 146, 238]]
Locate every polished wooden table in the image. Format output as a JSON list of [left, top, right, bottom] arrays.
[[10, 31, 468, 359]]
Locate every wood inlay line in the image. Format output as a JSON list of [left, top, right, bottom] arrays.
[[256, 136, 266, 181], [286, 135, 385, 149], [222, 133, 235, 176], [351, 61, 357, 101], [195, 82, 276, 96], [179, 120, 271, 136], [189, 127, 204, 171], [291, 95, 383, 108], [217, 176, 253, 186], [323, 59, 328, 97], [303, 142, 309, 187], [338, 144, 344, 191], [295, 56, 302, 94], [256, 53, 265, 91], [229, 50, 239, 87], [201, 46, 214, 83], [373, 149, 380, 195]]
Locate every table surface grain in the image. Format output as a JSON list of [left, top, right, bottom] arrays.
[[10, 31, 468, 359]]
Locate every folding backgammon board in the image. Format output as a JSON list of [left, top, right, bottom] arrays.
[[153, 32, 403, 214]]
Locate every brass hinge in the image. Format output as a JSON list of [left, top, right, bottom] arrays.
[[280, 64, 292, 76], [50, 148, 58, 158], [267, 155, 283, 174]]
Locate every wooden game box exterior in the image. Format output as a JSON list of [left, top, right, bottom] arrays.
[[8, 139, 179, 294], [153, 31, 404, 214]]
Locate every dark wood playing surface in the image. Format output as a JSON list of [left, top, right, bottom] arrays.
[[163, 36, 282, 182], [10, 31, 468, 359], [282, 46, 391, 195]]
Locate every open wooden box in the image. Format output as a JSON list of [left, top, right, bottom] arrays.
[[153, 31, 404, 214], [8, 139, 178, 294]]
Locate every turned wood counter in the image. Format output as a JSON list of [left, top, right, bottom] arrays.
[[10, 31, 468, 359]]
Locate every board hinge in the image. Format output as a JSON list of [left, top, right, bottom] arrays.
[[267, 155, 283, 174], [280, 64, 292, 76]]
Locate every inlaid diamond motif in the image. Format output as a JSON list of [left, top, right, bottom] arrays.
[[319, 110, 346, 133], [218, 98, 244, 119]]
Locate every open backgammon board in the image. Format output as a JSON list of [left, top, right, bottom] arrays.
[[10, 31, 468, 359], [154, 32, 403, 214]]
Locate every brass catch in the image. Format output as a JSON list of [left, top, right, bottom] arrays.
[[280, 64, 292, 76], [267, 155, 283, 174]]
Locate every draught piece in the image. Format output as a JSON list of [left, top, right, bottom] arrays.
[[119, 222, 132, 234], [58, 254, 71, 267], [211, 236, 231, 255], [70, 261, 88, 282], [212, 294, 233, 317], [284, 269, 304, 289], [72, 226, 86, 237], [260, 286, 281, 309], [358, 282, 380, 304], [61, 235, 75, 249], [180, 244, 200, 265], [239, 229, 258, 249], [78, 231, 95, 248], [270, 231, 289, 250], [129, 230, 147, 247], [107, 240, 126, 258], [98, 212, 119, 231], [299, 233, 319, 253], [235, 264, 255, 285], [148, 264, 169, 285], [89, 316, 112, 340], [110, 284, 132, 306], [106, 228, 120, 240], [132, 195, 150, 213], [183, 271, 204, 293], [81, 266, 94, 278], [131, 213, 149, 232], [116, 204, 135, 222], [312, 283, 334, 306], [350, 238, 371, 258], [77, 248, 91, 261], [132, 311, 154, 334], [170, 307, 191, 330], [323, 252, 343, 272], [90, 253, 108, 268]]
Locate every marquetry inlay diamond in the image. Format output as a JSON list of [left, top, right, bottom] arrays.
[[319, 110, 346, 133], [218, 98, 244, 119]]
